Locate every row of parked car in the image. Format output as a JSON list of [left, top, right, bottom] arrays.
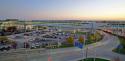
[[23, 30, 50, 36], [0, 44, 11, 51]]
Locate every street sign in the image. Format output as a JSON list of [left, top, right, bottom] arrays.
[[74, 41, 84, 49]]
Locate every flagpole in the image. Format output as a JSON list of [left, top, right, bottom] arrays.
[[85, 22, 94, 59], [93, 22, 96, 61], [24, 22, 28, 61], [116, 24, 120, 53], [85, 32, 88, 59], [81, 48, 84, 61], [48, 43, 52, 61], [81, 35, 84, 61], [83, 35, 86, 61], [94, 34, 96, 61]]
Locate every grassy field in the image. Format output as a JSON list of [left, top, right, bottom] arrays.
[[75, 31, 86, 34], [113, 48, 125, 54], [113, 37, 125, 54], [79, 58, 109, 61], [86, 32, 103, 45]]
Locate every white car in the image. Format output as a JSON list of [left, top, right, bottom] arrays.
[[30, 43, 40, 49]]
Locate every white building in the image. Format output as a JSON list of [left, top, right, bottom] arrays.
[[0, 19, 33, 30]]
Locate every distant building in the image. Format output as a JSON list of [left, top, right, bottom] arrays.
[[0, 19, 33, 30], [97, 21, 125, 37]]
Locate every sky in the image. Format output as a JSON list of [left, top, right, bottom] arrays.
[[0, 0, 125, 20]]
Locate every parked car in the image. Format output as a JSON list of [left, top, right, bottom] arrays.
[[30, 43, 40, 49], [14, 35, 22, 39], [0, 44, 11, 51], [24, 33, 29, 36]]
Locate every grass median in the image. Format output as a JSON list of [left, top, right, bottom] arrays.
[[79, 58, 109, 61], [112, 37, 125, 55], [103, 30, 125, 55]]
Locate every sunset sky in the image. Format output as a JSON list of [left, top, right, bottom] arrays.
[[0, 0, 125, 20]]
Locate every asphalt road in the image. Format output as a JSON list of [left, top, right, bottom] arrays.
[[0, 31, 125, 61]]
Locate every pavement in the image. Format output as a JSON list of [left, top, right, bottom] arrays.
[[0, 31, 125, 61], [7, 31, 58, 48]]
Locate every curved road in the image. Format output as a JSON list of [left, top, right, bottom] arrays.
[[0, 31, 125, 61]]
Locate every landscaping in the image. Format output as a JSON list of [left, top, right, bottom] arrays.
[[79, 58, 109, 61], [46, 31, 103, 49], [85, 32, 103, 45], [63, 31, 103, 48], [102, 30, 125, 55], [75, 31, 86, 34], [113, 37, 125, 54]]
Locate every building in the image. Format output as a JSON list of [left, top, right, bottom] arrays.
[[0, 19, 33, 31], [97, 21, 125, 37]]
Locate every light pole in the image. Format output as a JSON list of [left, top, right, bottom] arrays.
[[85, 31, 89, 59], [24, 21, 28, 61]]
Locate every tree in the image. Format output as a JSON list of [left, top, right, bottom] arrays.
[[0, 36, 8, 41], [89, 34, 96, 41], [78, 35, 84, 44], [89, 32, 101, 41], [0, 36, 12, 44], [66, 36, 74, 44], [6, 26, 17, 32]]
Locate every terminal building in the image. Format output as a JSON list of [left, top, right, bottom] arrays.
[[96, 21, 125, 37]]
